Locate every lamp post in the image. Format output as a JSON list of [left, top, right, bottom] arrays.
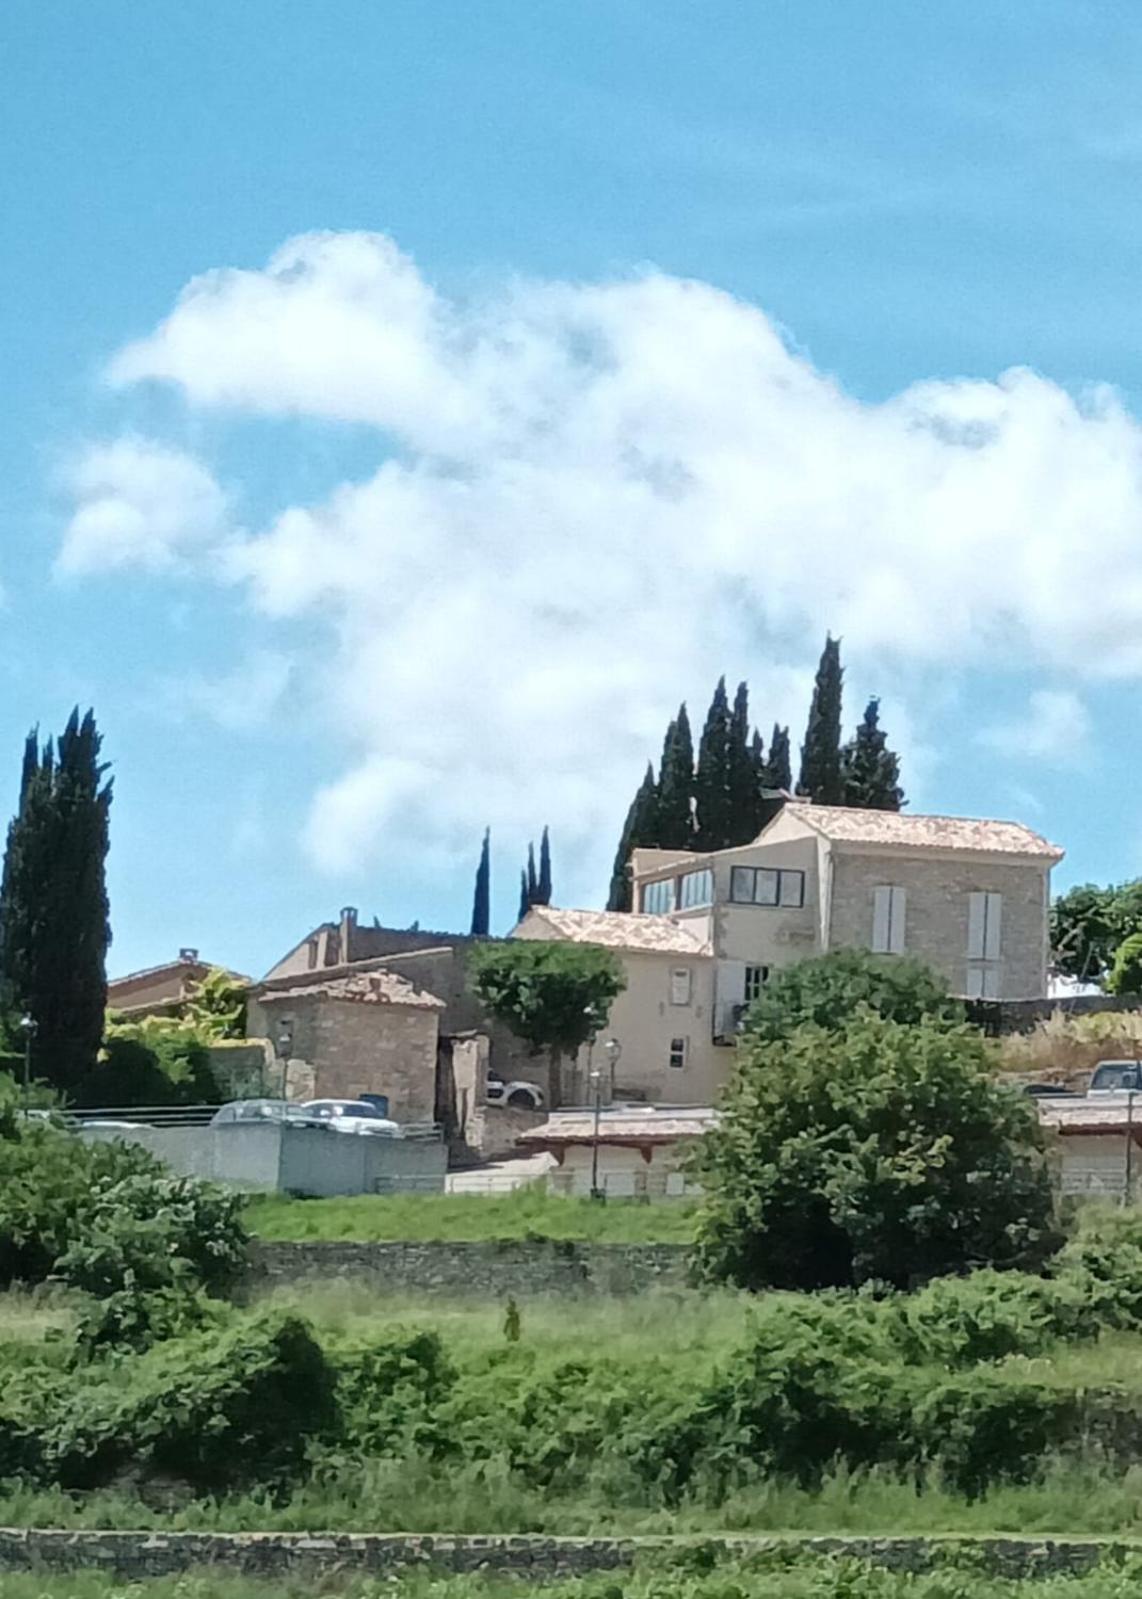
[[18, 1014, 38, 1107], [603, 1037, 622, 1098], [273, 1017, 294, 1099], [589, 1058, 604, 1200]]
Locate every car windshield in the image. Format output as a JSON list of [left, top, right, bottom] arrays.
[[1093, 1065, 1141, 1089], [339, 1104, 377, 1118]]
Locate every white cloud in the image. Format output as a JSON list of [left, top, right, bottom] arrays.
[[981, 690, 1092, 765], [57, 438, 228, 577], [163, 650, 292, 732], [77, 231, 1142, 891]]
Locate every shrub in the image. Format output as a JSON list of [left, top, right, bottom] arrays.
[[900, 1269, 1088, 1368], [694, 1011, 1059, 1290], [75, 1021, 220, 1108], [1052, 1209, 1142, 1329], [335, 1330, 457, 1457], [742, 948, 961, 1043], [912, 1371, 1076, 1497]]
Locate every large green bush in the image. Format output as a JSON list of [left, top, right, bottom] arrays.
[[694, 1010, 1058, 1290], [742, 948, 961, 1042]]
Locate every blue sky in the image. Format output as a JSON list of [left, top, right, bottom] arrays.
[[4, 1, 1142, 978]]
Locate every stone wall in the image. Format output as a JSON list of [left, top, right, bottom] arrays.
[[0, 1529, 1125, 1580], [248, 1238, 690, 1295]]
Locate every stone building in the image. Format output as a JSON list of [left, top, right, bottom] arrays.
[[108, 949, 248, 1019], [514, 801, 1063, 1108]]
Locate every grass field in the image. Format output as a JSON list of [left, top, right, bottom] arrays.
[[245, 1187, 698, 1243]]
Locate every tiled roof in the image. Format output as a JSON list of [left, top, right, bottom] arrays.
[[1037, 1095, 1140, 1133], [517, 906, 711, 956], [781, 802, 1063, 860], [258, 970, 445, 1010], [519, 1105, 718, 1145]]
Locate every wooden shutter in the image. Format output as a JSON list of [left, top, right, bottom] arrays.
[[967, 892, 987, 959], [872, 886, 892, 953], [984, 893, 1002, 961], [888, 886, 906, 955]]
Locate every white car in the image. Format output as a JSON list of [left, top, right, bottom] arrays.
[[485, 1073, 544, 1111], [300, 1098, 400, 1136]]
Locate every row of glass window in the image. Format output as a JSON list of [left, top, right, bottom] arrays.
[[641, 865, 805, 914]]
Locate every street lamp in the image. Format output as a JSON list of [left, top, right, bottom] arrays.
[[18, 1014, 38, 1106], [603, 1037, 622, 1095], [589, 1058, 605, 1201]]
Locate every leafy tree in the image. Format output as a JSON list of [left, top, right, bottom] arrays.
[[606, 762, 659, 912], [184, 967, 248, 1040], [743, 947, 962, 1042], [840, 697, 905, 811], [1051, 882, 1127, 985], [537, 826, 552, 907], [469, 939, 626, 1106], [1107, 931, 1142, 996], [694, 677, 733, 851], [470, 828, 491, 936], [798, 635, 844, 805], [694, 1010, 1057, 1291], [656, 704, 694, 849], [0, 710, 112, 1094]]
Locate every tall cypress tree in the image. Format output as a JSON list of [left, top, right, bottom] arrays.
[[517, 869, 530, 925], [798, 636, 844, 805], [469, 828, 491, 936], [536, 826, 552, 907], [841, 698, 905, 811], [765, 723, 792, 792], [607, 763, 660, 911], [0, 709, 112, 1094], [694, 678, 734, 852], [656, 705, 695, 849], [726, 680, 758, 844], [526, 842, 538, 906]]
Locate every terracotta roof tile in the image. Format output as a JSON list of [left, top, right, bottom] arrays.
[[781, 802, 1063, 860], [258, 970, 445, 1010], [517, 906, 711, 956]]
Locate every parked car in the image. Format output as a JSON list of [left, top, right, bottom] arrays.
[[1089, 1061, 1142, 1093], [211, 1098, 325, 1127], [300, 1098, 400, 1136], [1022, 1083, 1078, 1099], [485, 1072, 544, 1111]]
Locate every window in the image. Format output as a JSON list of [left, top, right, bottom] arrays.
[[730, 866, 804, 908], [872, 886, 907, 955], [967, 892, 1003, 961], [670, 967, 692, 1006], [679, 868, 713, 909], [668, 1036, 688, 1070], [642, 878, 676, 915], [744, 964, 769, 1003]]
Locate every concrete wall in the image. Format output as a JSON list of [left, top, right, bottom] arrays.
[[249, 1238, 690, 1295], [78, 1122, 446, 1196], [827, 852, 1050, 1000], [245, 992, 440, 1121], [547, 1142, 701, 1199]]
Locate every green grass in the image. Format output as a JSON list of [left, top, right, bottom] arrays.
[[245, 1187, 699, 1244]]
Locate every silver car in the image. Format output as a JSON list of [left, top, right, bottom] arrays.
[[300, 1099, 400, 1136]]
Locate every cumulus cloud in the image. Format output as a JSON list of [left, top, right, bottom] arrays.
[[78, 231, 1142, 889], [163, 650, 292, 732], [58, 437, 228, 577], [981, 690, 1092, 765]]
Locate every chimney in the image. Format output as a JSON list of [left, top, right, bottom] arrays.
[[179, 947, 200, 964], [340, 906, 358, 962]]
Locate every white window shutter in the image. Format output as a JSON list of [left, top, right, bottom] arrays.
[[967, 892, 987, 959], [965, 964, 985, 999], [984, 893, 1002, 962], [872, 886, 892, 953], [670, 967, 692, 1006], [982, 964, 1001, 1000], [889, 887, 906, 955]]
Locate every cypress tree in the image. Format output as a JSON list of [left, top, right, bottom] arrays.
[[726, 680, 758, 844], [841, 698, 905, 811], [469, 828, 491, 936], [537, 826, 552, 907], [0, 709, 112, 1094], [517, 869, 530, 925], [765, 723, 792, 793], [694, 678, 733, 852], [607, 762, 659, 912], [656, 705, 695, 849], [798, 635, 844, 805], [526, 842, 538, 906]]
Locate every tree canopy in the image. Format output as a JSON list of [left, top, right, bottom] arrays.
[[1051, 880, 1142, 986], [694, 1007, 1056, 1291], [840, 697, 904, 811], [798, 634, 844, 804], [742, 947, 961, 1042]]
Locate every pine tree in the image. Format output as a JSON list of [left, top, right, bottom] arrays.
[[694, 678, 734, 852], [0, 709, 112, 1094], [798, 636, 844, 805], [470, 828, 491, 936], [537, 826, 552, 907], [765, 723, 792, 792], [656, 705, 695, 849], [841, 698, 905, 811], [607, 763, 659, 912], [517, 869, 530, 925]]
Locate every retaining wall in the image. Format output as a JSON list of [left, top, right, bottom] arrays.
[[0, 1529, 1131, 1580], [248, 1239, 691, 1295]]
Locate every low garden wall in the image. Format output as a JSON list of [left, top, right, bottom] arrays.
[[0, 1529, 1129, 1580], [248, 1239, 691, 1295]]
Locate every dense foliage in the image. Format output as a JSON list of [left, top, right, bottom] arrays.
[[694, 1009, 1056, 1290], [798, 634, 844, 805], [742, 947, 961, 1042], [0, 710, 112, 1094], [840, 696, 906, 810], [1051, 878, 1142, 986]]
